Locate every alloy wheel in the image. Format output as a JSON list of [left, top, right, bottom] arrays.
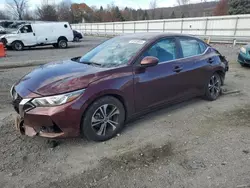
[[91, 104, 120, 136], [208, 75, 221, 98]]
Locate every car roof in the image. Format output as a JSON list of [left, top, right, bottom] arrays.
[[117, 32, 200, 41]]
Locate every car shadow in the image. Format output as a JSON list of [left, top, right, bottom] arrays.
[[57, 97, 205, 148]]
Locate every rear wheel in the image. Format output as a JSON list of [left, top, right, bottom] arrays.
[[12, 41, 24, 51], [58, 39, 68, 49], [74, 37, 80, 42], [204, 73, 222, 101], [81, 96, 125, 142]]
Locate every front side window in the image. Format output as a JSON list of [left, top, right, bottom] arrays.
[[20, 25, 33, 33], [143, 38, 177, 63], [80, 37, 146, 67], [179, 38, 207, 58]]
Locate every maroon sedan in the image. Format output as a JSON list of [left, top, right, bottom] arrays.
[[11, 33, 228, 141]]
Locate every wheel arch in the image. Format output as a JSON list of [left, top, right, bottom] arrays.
[[214, 69, 225, 85], [11, 40, 24, 46], [58, 36, 68, 42]]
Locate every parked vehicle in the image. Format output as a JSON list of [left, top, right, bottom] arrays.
[[0, 26, 6, 34], [238, 44, 250, 67], [73, 30, 83, 42], [0, 22, 74, 51], [11, 33, 228, 141]]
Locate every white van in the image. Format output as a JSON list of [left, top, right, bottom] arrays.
[[1, 22, 74, 51]]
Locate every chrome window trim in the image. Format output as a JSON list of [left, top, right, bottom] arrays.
[[159, 46, 210, 64]]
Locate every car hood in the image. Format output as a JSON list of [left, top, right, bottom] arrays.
[[1, 33, 16, 38], [15, 59, 110, 97]]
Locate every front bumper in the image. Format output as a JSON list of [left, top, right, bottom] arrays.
[[238, 53, 250, 65], [12, 92, 82, 138]]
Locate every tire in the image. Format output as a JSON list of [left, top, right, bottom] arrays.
[[81, 96, 125, 142], [240, 63, 248, 67], [53, 43, 58, 48], [12, 41, 24, 51], [204, 73, 222, 101], [58, 39, 68, 49], [74, 37, 80, 42]]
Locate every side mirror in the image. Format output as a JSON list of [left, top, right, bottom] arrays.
[[140, 56, 159, 67]]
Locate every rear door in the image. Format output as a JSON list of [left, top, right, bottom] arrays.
[[177, 37, 211, 95], [19, 25, 37, 46]]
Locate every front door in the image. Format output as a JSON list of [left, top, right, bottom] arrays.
[[19, 25, 37, 46], [133, 37, 188, 111]]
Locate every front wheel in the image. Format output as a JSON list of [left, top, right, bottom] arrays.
[[81, 96, 125, 142], [12, 41, 24, 51], [204, 73, 222, 101]]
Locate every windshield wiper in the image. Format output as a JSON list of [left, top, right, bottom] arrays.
[[80, 61, 102, 66]]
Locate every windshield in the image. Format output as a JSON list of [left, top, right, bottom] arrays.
[[80, 37, 146, 67]]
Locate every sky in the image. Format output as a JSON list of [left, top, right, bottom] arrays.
[[0, 0, 211, 10]]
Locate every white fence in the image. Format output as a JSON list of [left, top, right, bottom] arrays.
[[72, 14, 250, 44]]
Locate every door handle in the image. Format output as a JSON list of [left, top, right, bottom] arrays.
[[33, 33, 35, 36], [208, 58, 214, 64], [173, 66, 183, 73]]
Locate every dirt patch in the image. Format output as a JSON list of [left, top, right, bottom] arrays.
[[32, 142, 174, 188], [0, 116, 67, 176], [223, 105, 250, 126], [100, 142, 173, 170]]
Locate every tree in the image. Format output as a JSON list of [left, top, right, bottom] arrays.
[[159, 9, 164, 19], [176, 0, 190, 5], [57, 0, 73, 22], [113, 6, 124, 21], [149, 0, 157, 19], [23, 11, 34, 20], [142, 10, 149, 20], [37, 4, 58, 21], [214, 0, 228, 16], [170, 11, 176, 18], [6, 0, 28, 20], [228, 0, 250, 15]]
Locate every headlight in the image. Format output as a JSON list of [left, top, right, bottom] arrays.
[[241, 47, 247, 54], [32, 89, 85, 107]]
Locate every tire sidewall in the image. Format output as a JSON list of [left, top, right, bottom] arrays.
[[58, 40, 67, 49], [82, 97, 125, 142], [12, 41, 24, 51]]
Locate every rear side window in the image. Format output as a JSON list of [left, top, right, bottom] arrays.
[[179, 38, 207, 58], [143, 38, 177, 63]]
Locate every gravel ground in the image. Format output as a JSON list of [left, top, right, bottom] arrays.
[[1, 37, 250, 188]]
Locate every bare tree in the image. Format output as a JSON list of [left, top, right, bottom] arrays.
[[176, 0, 190, 5], [149, 0, 157, 19], [57, 0, 73, 22], [6, 0, 28, 20]]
